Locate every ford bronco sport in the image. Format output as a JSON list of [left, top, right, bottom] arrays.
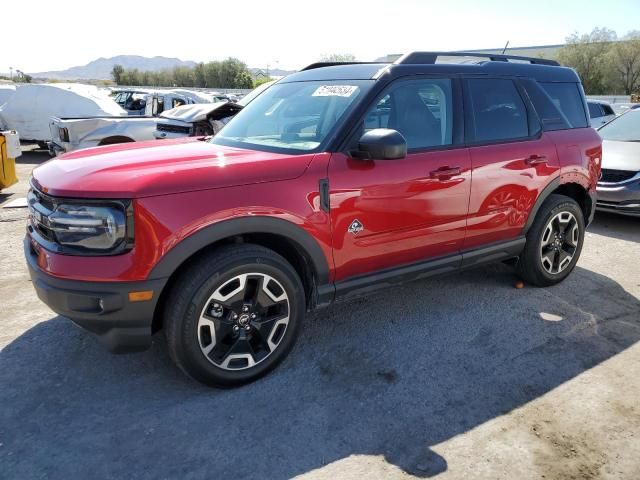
[[25, 52, 602, 386]]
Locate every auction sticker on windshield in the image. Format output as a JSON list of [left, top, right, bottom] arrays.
[[312, 85, 359, 97]]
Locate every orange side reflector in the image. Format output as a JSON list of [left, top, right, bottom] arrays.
[[128, 290, 154, 302]]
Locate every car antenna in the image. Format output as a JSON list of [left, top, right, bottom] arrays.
[[502, 41, 510, 54]]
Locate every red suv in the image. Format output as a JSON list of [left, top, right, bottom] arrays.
[[25, 52, 601, 386]]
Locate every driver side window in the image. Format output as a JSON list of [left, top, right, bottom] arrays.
[[362, 78, 454, 150]]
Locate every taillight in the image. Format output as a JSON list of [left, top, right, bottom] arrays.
[[59, 127, 69, 142]]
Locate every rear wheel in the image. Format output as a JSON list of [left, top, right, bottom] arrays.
[[518, 194, 585, 286], [163, 244, 304, 387]]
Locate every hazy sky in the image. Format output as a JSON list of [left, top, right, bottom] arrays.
[[4, 0, 639, 74]]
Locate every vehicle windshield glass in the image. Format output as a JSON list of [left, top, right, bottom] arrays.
[[211, 80, 371, 154], [237, 81, 274, 107], [599, 110, 640, 141]]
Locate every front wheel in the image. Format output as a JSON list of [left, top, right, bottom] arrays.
[[163, 244, 305, 387], [518, 194, 585, 286]]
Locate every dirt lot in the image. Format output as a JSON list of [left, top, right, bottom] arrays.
[[1, 147, 639, 479]]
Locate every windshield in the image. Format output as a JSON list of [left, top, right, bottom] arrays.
[[211, 80, 371, 154], [237, 81, 275, 107], [599, 110, 640, 141]]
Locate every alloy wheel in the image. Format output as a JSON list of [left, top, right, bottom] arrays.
[[197, 273, 290, 370], [540, 211, 580, 275]]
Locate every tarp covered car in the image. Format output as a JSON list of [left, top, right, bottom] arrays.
[[0, 83, 126, 144], [0, 85, 16, 108]]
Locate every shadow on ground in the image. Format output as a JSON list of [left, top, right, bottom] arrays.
[[1, 264, 639, 479], [589, 211, 639, 243], [16, 148, 51, 165]]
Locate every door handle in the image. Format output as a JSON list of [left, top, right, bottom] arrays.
[[525, 154, 548, 166], [430, 166, 461, 180]]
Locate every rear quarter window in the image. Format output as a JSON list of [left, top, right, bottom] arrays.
[[539, 82, 589, 128]]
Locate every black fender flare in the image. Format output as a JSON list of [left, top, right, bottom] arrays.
[[147, 216, 331, 288], [522, 177, 561, 234]]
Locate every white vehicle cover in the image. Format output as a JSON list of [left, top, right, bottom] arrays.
[[0, 85, 16, 108], [0, 83, 126, 142]]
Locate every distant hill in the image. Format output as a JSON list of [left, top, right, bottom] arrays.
[[30, 55, 198, 80]]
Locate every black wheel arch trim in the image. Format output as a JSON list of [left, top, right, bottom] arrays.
[[147, 216, 332, 294], [523, 177, 561, 234]]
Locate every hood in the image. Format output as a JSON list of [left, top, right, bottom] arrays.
[[602, 139, 640, 171], [160, 102, 242, 123], [32, 137, 315, 199]]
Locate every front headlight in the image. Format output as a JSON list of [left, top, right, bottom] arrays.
[[28, 186, 133, 254], [48, 204, 127, 250]]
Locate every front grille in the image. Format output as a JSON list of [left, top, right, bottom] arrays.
[[27, 187, 57, 242], [599, 169, 638, 183], [157, 123, 190, 134]]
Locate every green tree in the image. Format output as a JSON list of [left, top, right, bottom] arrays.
[[111, 64, 124, 84], [254, 76, 274, 87], [194, 62, 206, 87], [607, 31, 640, 94], [557, 27, 617, 94], [111, 57, 254, 88]]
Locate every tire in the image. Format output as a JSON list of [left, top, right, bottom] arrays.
[[163, 244, 304, 387], [518, 194, 585, 287]]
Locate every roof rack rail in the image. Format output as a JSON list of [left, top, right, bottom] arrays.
[[300, 61, 380, 71], [394, 51, 560, 67]]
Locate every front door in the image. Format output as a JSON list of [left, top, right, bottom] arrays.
[[329, 77, 471, 281]]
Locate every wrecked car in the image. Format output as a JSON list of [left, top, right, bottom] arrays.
[[154, 81, 275, 139], [48, 89, 215, 154]]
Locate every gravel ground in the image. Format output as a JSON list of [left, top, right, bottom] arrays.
[[1, 147, 639, 479]]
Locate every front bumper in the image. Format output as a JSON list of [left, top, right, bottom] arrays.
[[596, 177, 640, 217], [24, 237, 167, 352]]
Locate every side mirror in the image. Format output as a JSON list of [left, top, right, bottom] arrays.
[[354, 128, 407, 160]]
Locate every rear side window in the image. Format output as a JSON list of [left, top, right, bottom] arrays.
[[466, 79, 529, 143], [588, 102, 603, 118], [539, 82, 588, 128]]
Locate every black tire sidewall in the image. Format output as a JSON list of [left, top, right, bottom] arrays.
[[521, 195, 585, 286], [167, 248, 304, 387]]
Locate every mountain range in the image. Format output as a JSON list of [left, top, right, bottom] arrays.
[[28, 55, 294, 80], [31, 56, 198, 80]]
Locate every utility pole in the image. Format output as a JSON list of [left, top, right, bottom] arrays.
[[9, 67, 13, 80]]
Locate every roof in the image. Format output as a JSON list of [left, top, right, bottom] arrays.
[[281, 64, 388, 82], [283, 52, 580, 84]]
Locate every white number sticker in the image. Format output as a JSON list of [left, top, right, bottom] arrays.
[[312, 85, 358, 97]]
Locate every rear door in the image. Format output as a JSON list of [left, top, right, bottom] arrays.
[[463, 77, 560, 250], [329, 77, 472, 281]]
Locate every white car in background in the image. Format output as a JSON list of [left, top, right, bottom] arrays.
[[49, 89, 215, 154], [587, 100, 617, 127]]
